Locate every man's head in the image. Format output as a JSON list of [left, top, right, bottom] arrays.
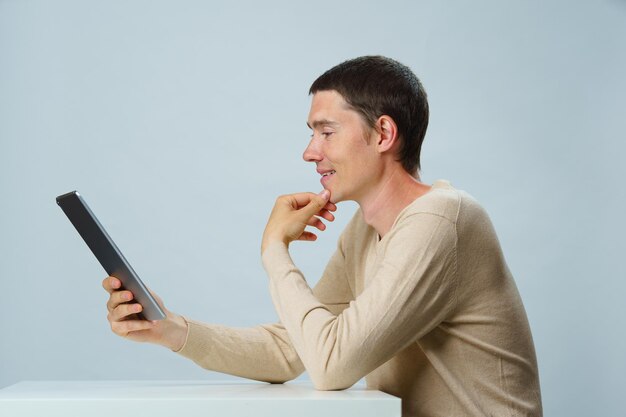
[[308, 55, 429, 178]]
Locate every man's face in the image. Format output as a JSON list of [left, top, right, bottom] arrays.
[[304, 90, 379, 204]]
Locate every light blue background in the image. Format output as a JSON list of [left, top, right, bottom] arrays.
[[1, 1, 625, 415]]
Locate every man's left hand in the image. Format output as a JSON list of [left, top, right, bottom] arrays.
[[262, 190, 337, 255]]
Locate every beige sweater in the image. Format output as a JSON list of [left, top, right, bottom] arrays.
[[177, 180, 542, 416]]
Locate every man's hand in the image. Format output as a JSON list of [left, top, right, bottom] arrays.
[[102, 276, 188, 351], [262, 190, 337, 255]]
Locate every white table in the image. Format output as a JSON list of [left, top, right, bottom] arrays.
[[0, 380, 401, 417]]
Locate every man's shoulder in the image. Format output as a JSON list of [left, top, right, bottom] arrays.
[[397, 180, 494, 240], [401, 180, 463, 224], [336, 180, 491, 250]]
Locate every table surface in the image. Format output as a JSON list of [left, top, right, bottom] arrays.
[[0, 380, 401, 417]]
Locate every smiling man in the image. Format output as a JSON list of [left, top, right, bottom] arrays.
[[103, 56, 542, 417]]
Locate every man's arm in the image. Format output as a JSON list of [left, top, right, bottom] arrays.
[[262, 212, 458, 390], [102, 274, 305, 383], [171, 236, 353, 383], [103, 236, 351, 384], [103, 276, 307, 383], [175, 321, 303, 383]]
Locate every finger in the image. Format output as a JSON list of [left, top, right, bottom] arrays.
[[102, 276, 121, 294], [306, 217, 326, 231], [323, 202, 337, 212], [111, 277, 121, 290], [106, 290, 133, 312], [111, 319, 156, 336], [282, 193, 336, 211], [110, 303, 143, 322], [297, 231, 318, 241], [102, 276, 114, 293], [317, 209, 335, 222], [301, 190, 330, 218], [280, 193, 316, 210]]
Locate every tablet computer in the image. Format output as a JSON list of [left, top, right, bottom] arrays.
[[56, 191, 166, 320]]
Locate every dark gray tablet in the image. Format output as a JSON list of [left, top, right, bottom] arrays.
[[56, 191, 166, 320]]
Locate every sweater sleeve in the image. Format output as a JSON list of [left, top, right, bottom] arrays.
[[261, 213, 458, 390], [175, 236, 353, 383]]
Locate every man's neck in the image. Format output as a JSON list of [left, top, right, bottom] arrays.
[[358, 168, 432, 240]]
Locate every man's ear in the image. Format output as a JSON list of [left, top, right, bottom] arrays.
[[376, 115, 399, 154]]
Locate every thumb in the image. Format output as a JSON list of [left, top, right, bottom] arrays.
[[303, 190, 330, 216]]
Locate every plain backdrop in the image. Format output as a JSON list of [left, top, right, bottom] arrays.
[[1, 1, 625, 416]]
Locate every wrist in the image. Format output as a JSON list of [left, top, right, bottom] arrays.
[[261, 235, 288, 256], [159, 312, 188, 351]]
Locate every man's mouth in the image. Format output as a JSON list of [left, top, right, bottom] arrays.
[[321, 170, 336, 177]]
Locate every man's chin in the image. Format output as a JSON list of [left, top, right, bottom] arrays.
[[329, 191, 357, 205], [328, 192, 341, 205], [324, 187, 344, 204]]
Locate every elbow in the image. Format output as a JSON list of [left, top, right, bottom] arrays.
[[309, 366, 360, 391], [312, 380, 353, 391], [267, 361, 306, 384]]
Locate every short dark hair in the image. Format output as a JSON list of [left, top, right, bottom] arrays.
[[309, 56, 429, 177]]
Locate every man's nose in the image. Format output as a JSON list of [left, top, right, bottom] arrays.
[[302, 137, 322, 163]]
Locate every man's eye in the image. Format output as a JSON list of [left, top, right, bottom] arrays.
[[310, 132, 333, 140]]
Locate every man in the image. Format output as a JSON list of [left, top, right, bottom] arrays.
[[103, 56, 542, 416]]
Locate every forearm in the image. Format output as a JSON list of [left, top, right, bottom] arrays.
[[263, 243, 362, 389], [175, 319, 305, 383]]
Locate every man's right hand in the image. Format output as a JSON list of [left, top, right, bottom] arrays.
[[102, 276, 188, 351]]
